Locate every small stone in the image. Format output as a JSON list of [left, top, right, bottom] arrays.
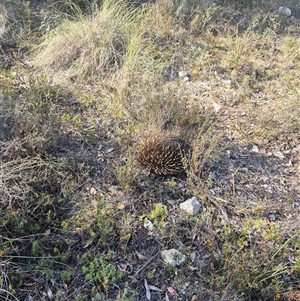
[[89, 187, 97, 195], [161, 249, 186, 267], [190, 252, 196, 262], [267, 212, 281, 221], [278, 6, 291, 16], [183, 75, 191, 82], [213, 103, 221, 113], [143, 219, 154, 231], [178, 71, 191, 81], [252, 145, 259, 152], [178, 71, 188, 78], [179, 197, 202, 215]]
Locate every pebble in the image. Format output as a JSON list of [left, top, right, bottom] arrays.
[[161, 249, 186, 266], [178, 71, 188, 78], [278, 6, 291, 16], [143, 219, 154, 231], [179, 197, 202, 215], [267, 212, 281, 221], [89, 187, 97, 195], [179, 70, 191, 82], [213, 103, 221, 113], [183, 75, 191, 82]]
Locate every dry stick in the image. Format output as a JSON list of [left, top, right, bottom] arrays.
[[0, 289, 19, 301], [131, 251, 161, 279], [210, 195, 250, 218], [232, 166, 241, 198], [209, 198, 230, 224]]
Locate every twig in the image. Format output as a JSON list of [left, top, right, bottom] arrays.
[[210, 198, 230, 224], [131, 251, 160, 279]]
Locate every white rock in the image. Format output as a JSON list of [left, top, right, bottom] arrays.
[[183, 75, 191, 82], [190, 252, 196, 262], [179, 196, 202, 215], [252, 145, 259, 152], [89, 187, 97, 195], [143, 219, 154, 231], [213, 103, 221, 113], [278, 6, 291, 16], [161, 249, 186, 266], [178, 71, 188, 78]]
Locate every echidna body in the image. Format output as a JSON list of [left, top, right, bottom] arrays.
[[137, 136, 189, 176]]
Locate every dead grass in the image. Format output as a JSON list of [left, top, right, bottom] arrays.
[[0, 0, 300, 300], [30, 0, 143, 84], [0, 4, 7, 39]]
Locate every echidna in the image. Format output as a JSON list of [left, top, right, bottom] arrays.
[[137, 136, 189, 176]]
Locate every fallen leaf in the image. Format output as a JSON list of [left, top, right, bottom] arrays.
[[191, 295, 198, 301], [105, 147, 115, 153], [117, 203, 125, 210], [148, 285, 163, 292], [136, 251, 148, 261], [23, 282, 35, 286], [44, 229, 51, 236], [47, 288, 54, 300], [167, 287, 178, 296], [144, 278, 151, 300]]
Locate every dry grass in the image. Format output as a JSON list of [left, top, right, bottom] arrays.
[[0, 0, 300, 300], [0, 4, 7, 39], [30, 0, 143, 84]]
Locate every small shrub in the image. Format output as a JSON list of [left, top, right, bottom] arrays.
[[31, 240, 42, 257], [146, 203, 168, 229], [82, 257, 122, 290]]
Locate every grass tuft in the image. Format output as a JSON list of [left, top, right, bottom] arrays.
[[31, 0, 142, 84]]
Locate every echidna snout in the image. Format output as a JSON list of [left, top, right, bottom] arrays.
[[137, 136, 189, 176]]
